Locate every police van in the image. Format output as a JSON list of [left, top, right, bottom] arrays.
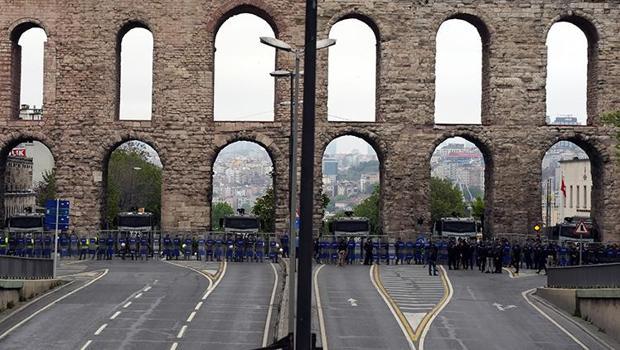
[[220, 209, 260, 235], [116, 211, 156, 256], [434, 217, 481, 239], [6, 213, 45, 256], [329, 216, 370, 237]]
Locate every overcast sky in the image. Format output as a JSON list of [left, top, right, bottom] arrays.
[[18, 16, 587, 153]]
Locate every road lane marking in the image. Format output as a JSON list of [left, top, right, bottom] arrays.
[[94, 323, 107, 335], [186, 311, 196, 323], [134, 292, 143, 299], [262, 263, 279, 347], [370, 265, 415, 350], [522, 288, 588, 349], [314, 264, 328, 350], [143, 286, 151, 292], [170, 342, 178, 350], [80, 340, 92, 350], [194, 301, 203, 311], [202, 261, 226, 300], [123, 301, 132, 308], [419, 265, 454, 350], [176, 325, 187, 338], [0, 269, 109, 341], [110, 311, 121, 320]]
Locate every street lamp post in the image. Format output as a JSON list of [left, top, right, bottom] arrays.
[[261, 35, 335, 348]]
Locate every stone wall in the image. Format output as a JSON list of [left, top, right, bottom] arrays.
[[0, 1, 617, 240]]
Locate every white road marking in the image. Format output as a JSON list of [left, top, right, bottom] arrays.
[[170, 342, 178, 350], [0, 269, 109, 341], [176, 325, 187, 338], [201, 262, 227, 300], [347, 298, 358, 307], [194, 301, 203, 311], [134, 293, 143, 299], [123, 301, 132, 308], [314, 264, 329, 350], [143, 286, 151, 292], [522, 288, 588, 349], [94, 323, 107, 335], [262, 263, 279, 347], [370, 265, 415, 350], [186, 311, 196, 323], [419, 265, 454, 350], [80, 340, 92, 350], [492, 303, 517, 311], [110, 311, 121, 320]]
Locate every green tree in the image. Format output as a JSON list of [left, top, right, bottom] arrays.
[[34, 169, 56, 206], [106, 145, 162, 227], [353, 185, 380, 235], [430, 177, 465, 224], [471, 196, 485, 221], [253, 187, 275, 232], [211, 202, 234, 231]]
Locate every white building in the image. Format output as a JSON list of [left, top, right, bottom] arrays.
[[554, 158, 591, 223]]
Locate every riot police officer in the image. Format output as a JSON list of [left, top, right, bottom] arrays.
[[128, 235, 138, 260], [139, 234, 149, 260], [89, 236, 98, 259], [106, 234, 115, 260], [163, 234, 172, 260], [79, 236, 89, 260], [172, 235, 181, 260], [0, 234, 7, 255]]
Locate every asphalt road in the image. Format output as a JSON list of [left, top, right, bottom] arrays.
[[176, 262, 278, 350], [0, 259, 277, 350], [316, 264, 410, 350], [424, 269, 613, 350], [1, 259, 211, 350]]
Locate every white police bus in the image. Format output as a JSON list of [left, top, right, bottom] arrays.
[[434, 217, 480, 239]]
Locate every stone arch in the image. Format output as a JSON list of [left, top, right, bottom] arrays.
[[9, 20, 49, 120], [326, 13, 379, 123], [320, 130, 384, 233], [326, 11, 381, 43], [0, 133, 55, 226], [539, 134, 607, 239], [429, 131, 495, 236], [210, 3, 281, 38], [210, 136, 278, 230], [101, 137, 164, 228], [545, 14, 599, 125], [212, 7, 277, 122], [433, 13, 491, 125], [116, 21, 154, 120]]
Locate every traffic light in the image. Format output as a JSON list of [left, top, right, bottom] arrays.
[[533, 224, 541, 232]]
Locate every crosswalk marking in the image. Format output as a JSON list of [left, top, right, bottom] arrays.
[[378, 265, 446, 341]]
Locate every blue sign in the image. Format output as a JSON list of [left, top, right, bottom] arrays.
[[45, 200, 70, 231]]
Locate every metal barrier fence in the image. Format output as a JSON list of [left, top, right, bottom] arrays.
[[0, 255, 54, 279], [547, 263, 620, 289]]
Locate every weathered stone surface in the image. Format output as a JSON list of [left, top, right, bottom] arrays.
[[0, 1, 617, 240]]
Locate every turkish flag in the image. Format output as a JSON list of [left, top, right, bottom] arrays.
[[561, 176, 566, 198]]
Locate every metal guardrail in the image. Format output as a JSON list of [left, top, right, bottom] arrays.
[[547, 263, 620, 289], [0, 256, 54, 279]]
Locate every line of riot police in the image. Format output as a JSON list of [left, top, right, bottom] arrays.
[[160, 233, 283, 262], [309, 234, 620, 269]]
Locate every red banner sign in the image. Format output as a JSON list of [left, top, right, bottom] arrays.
[[10, 148, 26, 157]]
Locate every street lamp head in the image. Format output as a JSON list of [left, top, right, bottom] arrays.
[[316, 38, 337, 50], [133, 167, 142, 171], [270, 70, 292, 77], [260, 36, 293, 52]]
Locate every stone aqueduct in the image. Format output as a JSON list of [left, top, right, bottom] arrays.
[[0, 1, 618, 240]]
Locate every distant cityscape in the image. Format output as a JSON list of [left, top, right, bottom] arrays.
[[212, 141, 273, 212], [430, 140, 484, 202]]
